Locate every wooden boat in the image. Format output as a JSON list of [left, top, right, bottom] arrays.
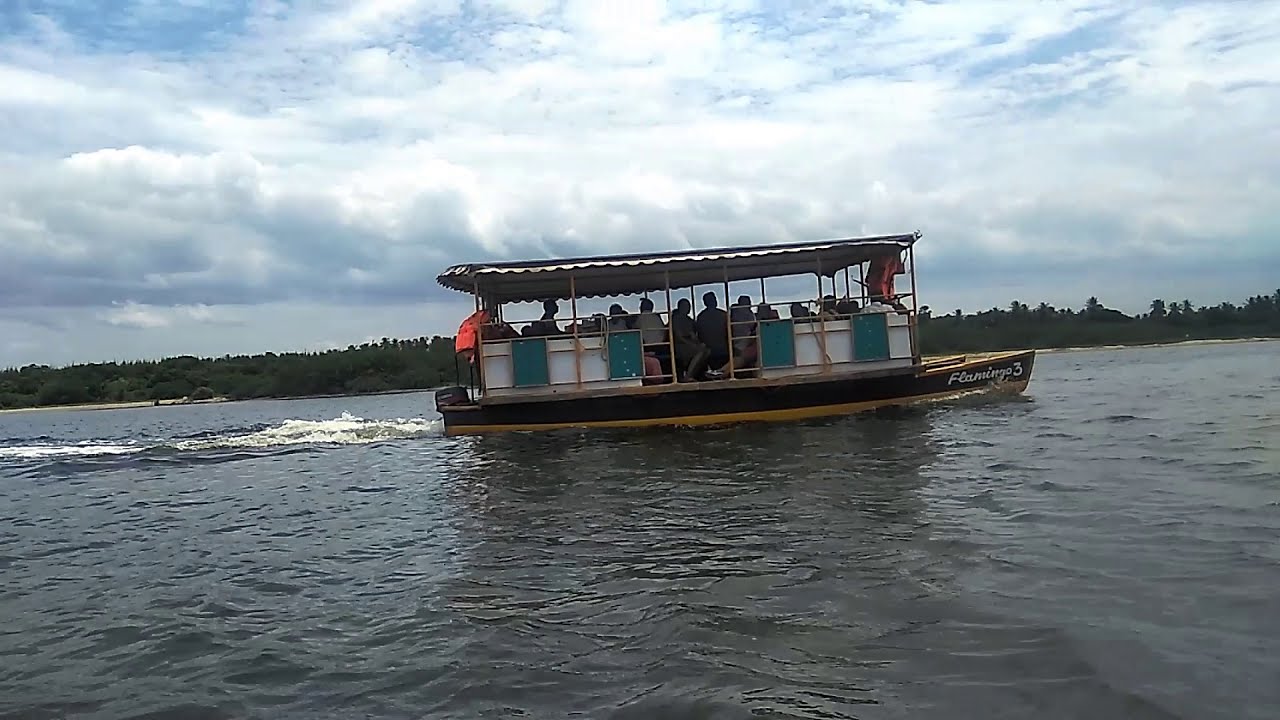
[[433, 232, 1034, 436]]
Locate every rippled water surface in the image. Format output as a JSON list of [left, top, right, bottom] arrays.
[[2, 342, 1278, 719]]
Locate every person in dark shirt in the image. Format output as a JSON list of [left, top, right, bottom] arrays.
[[525, 299, 564, 336], [671, 298, 710, 381], [834, 297, 860, 315], [695, 291, 729, 371]]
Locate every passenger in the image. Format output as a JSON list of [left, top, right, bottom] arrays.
[[525, 299, 565, 336], [757, 302, 780, 321], [817, 295, 839, 319], [482, 321, 518, 340], [671, 298, 710, 381], [835, 297, 860, 315], [695, 291, 730, 371], [636, 297, 671, 380], [572, 313, 605, 335], [641, 353, 664, 385], [606, 303, 633, 332], [636, 298, 667, 347], [790, 302, 813, 321], [724, 295, 759, 375]]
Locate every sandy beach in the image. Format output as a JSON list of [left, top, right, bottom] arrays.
[[1034, 336, 1278, 354], [0, 397, 231, 415]]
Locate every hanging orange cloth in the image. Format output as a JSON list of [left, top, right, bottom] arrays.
[[867, 253, 905, 301], [455, 310, 489, 359]]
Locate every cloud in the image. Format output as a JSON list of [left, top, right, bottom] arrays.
[[0, 0, 1277, 365], [97, 301, 242, 330]]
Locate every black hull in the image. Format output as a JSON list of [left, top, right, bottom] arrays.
[[439, 350, 1035, 435]]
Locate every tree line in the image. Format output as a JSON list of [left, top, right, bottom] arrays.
[[1, 336, 461, 410], [2, 289, 1278, 410], [917, 290, 1280, 354]]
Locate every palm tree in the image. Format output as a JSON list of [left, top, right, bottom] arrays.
[[1149, 299, 1166, 319]]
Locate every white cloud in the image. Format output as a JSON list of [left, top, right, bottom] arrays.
[[98, 301, 240, 330], [0, 0, 1277, 365]]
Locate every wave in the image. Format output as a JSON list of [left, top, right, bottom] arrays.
[[0, 412, 441, 462], [0, 442, 141, 460]]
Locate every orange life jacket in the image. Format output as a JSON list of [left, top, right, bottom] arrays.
[[455, 310, 489, 358], [868, 253, 904, 300]]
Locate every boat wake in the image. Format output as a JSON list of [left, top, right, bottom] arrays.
[[0, 412, 442, 464], [171, 413, 440, 451]]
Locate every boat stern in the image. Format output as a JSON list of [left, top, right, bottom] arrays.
[[919, 349, 1036, 396]]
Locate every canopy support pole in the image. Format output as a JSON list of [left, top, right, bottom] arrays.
[[570, 275, 582, 388], [473, 290, 486, 396], [723, 265, 734, 378], [665, 271, 678, 383], [907, 245, 919, 362], [816, 257, 830, 374]]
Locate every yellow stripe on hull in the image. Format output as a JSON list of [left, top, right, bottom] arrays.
[[443, 379, 1030, 436]]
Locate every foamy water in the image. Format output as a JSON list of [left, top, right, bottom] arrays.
[[0, 442, 141, 460], [0, 411, 441, 461]]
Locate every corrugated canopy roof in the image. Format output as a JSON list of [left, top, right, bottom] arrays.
[[436, 232, 919, 303]]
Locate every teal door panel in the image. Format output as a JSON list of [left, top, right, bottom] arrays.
[[853, 314, 890, 361], [759, 320, 796, 368], [511, 338, 550, 386], [607, 330, 643, 380]]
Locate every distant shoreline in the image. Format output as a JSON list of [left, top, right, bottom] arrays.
[[0, 397, 232, 415], [2, 337, 1275, 415], [1033, 335, 1278, 354], [0, 388, 432, 415]]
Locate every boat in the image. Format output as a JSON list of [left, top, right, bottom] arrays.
[[432, 231, 1034, 436]]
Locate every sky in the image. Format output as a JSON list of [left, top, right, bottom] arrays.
[[1, 0, 1277, 367]]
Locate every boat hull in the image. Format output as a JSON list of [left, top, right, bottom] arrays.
[[439, 350, 1035, 436]]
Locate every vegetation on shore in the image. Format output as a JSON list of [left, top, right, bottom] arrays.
[[2, 291, 1277, 410], [918, 292, 1280, 354]]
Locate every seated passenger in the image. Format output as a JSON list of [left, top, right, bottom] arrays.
[[835, 297, 860, 315], [695, 291, 730, 371], [571, 313, 606, 335], [636, 298, 668, 349], [713, 295, 758, 376], [525, 299, 566, 336], [817, 295, 839, 319], [756, 302, 780, 321], [790, 302, 813, 321], [641, 352, 664, 385], [636, 297, 671, 379], [671, 298, 710, 381], [486, 321, 519, 340], [606, 303, 633, 332]]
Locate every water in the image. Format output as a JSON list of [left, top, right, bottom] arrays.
[[1, 342, 1276, 720]]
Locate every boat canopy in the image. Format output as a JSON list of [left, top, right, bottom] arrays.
[[436, 232, 919, 303]]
